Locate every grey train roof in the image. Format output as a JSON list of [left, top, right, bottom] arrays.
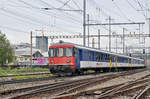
[[50, 42, 144, 61]]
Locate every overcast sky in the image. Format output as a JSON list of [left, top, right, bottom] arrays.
[[0, 0, 149, 52]]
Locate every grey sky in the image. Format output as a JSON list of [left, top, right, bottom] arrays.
[[0, 0, 149, 51]]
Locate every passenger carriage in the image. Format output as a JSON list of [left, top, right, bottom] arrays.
[[48, 42, 146, 75]]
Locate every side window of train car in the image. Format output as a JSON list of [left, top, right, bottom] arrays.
[[117, 57, 120, 62], [100, 54, 103, 61], [96, 52, 99, 61], [56, 48, 64, 57], [104, 54, 107, 61], [88, 51, 91, 60], [101, 54, 105, 61], [106, 54, 108, 61], [105, 54, 107, 60], [107, 54, 110, 61], [133, 59, 135, 64], [101, 54, 104, 61]]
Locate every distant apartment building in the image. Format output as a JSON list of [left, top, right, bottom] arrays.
[[36, 36, 48, 52]]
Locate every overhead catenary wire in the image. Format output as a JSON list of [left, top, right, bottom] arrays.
[[55, 0, 82, 15], [0, 8, 41, 26], [89, 0, 131, 33], [72, 0, 82, 10], [0, 8, 47, 26], [133, 0, 147, 18], [0, 24, 29, 33], [59, 0, 72, 8], [0, 0, 147, 40], [13, 0, 83, 34], [16, 0, 82, 26], [38, 0, 82, 24], [126, 0, 146, 19], [112, 1, 134, 22]]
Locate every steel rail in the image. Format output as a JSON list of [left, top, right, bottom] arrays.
[[11, 69, 147, 99], [0, 73, 51, 77], [98, 77, 150, 99], [51, 69, 149, 99], [132, 85, 150, 99], [0, 76, 59, 86], [11, 76, 113, 99], [1, 73, 115, 99]]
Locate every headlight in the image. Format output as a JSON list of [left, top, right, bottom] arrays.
[[51, 61, 54, 63], [66, 60, 71, 63]]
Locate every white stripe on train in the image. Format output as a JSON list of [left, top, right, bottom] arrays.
[[80, 61, 144, 68]]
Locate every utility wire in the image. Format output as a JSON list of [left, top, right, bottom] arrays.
[[126, 0, 146, 18], [55, 0, 82, 15], [0, 24, 28, 33], [89, 0, 136, 36], [5, 1, 81, 34], [0, 8, 44, 26], [112, 1, 134, 22], [89, 0, 125, 32], [16, 0, 82, 33], [72, 0, 81, 10], [0, 8, 40, 26], [60, 0, 72, 8], [134, 0, 147, 18], [38, 0, 82, 24]]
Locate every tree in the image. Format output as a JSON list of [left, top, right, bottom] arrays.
[[0, 32, 14, 65]]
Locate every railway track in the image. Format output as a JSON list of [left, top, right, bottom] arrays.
[[1, 69, 147, 99], [0, 73, 51, 78], [50, 68, 150, 99], [0, 76, 59, 86], [0, 72, 114, 99], [0, 71, 104, 86], [97, 77, 150, 99]]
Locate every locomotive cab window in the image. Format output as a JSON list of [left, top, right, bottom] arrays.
[[66, 48, 73, 57], [56, 48, 64, 57], [49, 48, 55, 57]]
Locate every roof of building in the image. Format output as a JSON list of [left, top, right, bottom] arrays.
[[15, 48, 41, 56], [42, 52, 48, 57]]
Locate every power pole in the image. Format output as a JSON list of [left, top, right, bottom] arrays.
[[98, 29, 100, 49], [92, 38, 95, 48], [116, 37, 118, 53], [148, 18, 150, 37], [123, 28, 126, 54], [30, 31, 32, 68], [42, 29, 44, 52], [83, 0, 86, 46], [87, 14, 90, 47], [108, 16, 112, 52]]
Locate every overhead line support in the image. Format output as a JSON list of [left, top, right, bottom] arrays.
[[85, 22, 145, 26], [83, 0, 86, 46]]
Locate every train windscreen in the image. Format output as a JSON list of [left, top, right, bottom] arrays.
[[49, 48, 73, 57], [66, 48, 73, 57], [49, 48, 55, 57]]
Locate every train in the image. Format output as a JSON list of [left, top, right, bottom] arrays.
[[48, 42, 146, 75]]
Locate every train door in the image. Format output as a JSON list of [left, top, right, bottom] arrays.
[[75, 48, 80, 68], [79, 49, 82, 60]]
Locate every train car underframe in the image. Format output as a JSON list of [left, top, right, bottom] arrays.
[[49, 65, 146, 76], [49, 65, 75, 75]]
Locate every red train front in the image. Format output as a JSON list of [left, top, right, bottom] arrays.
[[48, 43, 76, 75]]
